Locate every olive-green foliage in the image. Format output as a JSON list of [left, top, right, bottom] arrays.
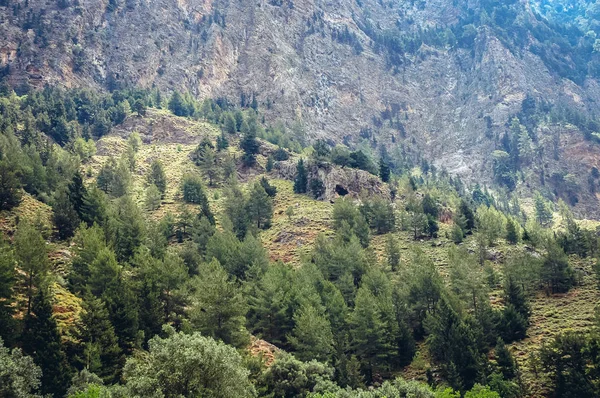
[[66, 369, 104, 397], [123, 328, 256, 398], [259, 352, 333, 398], [0, 338, 43, 398], [310, 377, 496, 397]]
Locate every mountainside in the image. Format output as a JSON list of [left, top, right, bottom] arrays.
[[2, 0, 600, 216]]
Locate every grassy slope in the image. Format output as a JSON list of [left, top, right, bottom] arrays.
[[4, 109, 599, 396]]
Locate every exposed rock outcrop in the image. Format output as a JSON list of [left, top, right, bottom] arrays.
[[275, 160, 389, 201]]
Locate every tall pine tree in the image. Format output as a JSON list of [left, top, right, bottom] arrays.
[[294, 159, 308, 194], [22, 288, 71, 397]]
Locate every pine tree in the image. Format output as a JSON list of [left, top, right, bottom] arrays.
[[332, 198, 370, 247], [70, 224, 107, 294], [246, 182, 273, 230], [234, 110, 244, 131], [22, 289, 71, 397], [188, 259, 249, 348], [266, 155, 274, 172], [310, 177, 325, 199], [53, 188, 80, 240], [102, 279, 139, 355], [506, 218, 519, 244], [541, 241, 574, 293], [379, 159, 391, 183], [68, 171, 88, 217], [114, 195, 145, 262], [495, 338, 517, 380], [133, 99, 146, 117], [76, 295, 121, 384], [0, 240, 16, 345], [182, 174, 208, 204], [422, 194, 439, 218], [288, 304, 334, 363], [350, 287, 394, 382], [0, 160, 22, 211], [147, 160, 167, 198], [385, 235, 401, 271], [15, 221, 48, 316], [216, 132, 229, 151], [246, 263, 294, 346], [137, 277, 163, 343], [426, 297, 484, 391], [503, 277, 530, 319], [88, 248, 120, 297], [145, 184, 162, 210], [259, 177, 277, 197], [459, 200, 476, 234], [240, 124, 259, 167], [198, 145, 220, 187], [221, 184, 248, 239], [294, 158, 308, 194], [96, 157, 116, 193], [80, 185, 109, 227], [168, 91, 189, 117], [534, 193, 553, 227], [224, 112, 237, 134]]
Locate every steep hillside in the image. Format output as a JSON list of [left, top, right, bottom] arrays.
[[55, 110, 600, 396], [1, 0, 600, 216]]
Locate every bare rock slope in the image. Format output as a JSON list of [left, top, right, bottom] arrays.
[[1, 0, 599, 215]]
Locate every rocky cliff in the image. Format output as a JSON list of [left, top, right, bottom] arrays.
[[1, 0, 599, 216]]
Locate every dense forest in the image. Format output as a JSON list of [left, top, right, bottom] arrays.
[[0, 82, 598, 398]]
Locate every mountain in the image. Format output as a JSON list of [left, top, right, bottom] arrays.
[[4, 2, 600, 396], [2, 0, 600, 216]]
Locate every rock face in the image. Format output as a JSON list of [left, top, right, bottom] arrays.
[[274, 160, 389, 201], [1, 0, 599, 216]]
